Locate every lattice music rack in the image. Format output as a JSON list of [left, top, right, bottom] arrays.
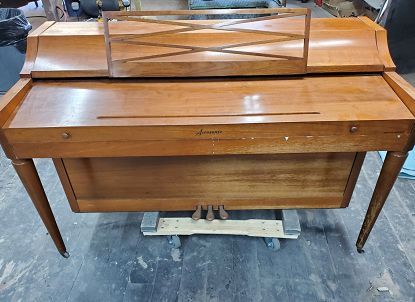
[[103, 8, 311, 77]]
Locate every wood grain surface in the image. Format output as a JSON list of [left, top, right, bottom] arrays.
[[6, 75, 413, 128], [103, 9, 310, 77], [28, 17, 387, 77], [3, 74, 413, 157], [62, 153, 355, 212]]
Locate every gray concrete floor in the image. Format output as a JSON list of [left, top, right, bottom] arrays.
[[1, 1, 415, 302]]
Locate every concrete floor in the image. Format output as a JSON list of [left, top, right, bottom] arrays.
[[1, 152, 415, 302], [1, 1, 415, 302]]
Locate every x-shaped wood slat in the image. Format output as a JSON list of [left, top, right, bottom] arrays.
[[114, 37, 304, 63], [102, 8, 311, 77]]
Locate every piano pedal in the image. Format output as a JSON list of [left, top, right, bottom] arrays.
[[206, 205, 215, 221], [191, 205, 202, 220], [219, 205, 229, 220]]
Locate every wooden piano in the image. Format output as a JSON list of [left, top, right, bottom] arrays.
[[1, 8, 414, 257]]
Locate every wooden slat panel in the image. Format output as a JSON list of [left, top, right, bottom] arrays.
[[63, 153, 355, 211], [103, 9, 310, 77], [39, 18, 374, 36]]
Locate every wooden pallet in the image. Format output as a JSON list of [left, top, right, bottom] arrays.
[[141, 210, 301, 239]]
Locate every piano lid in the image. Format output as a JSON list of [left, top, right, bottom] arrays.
[[21, 9, 395, 79]]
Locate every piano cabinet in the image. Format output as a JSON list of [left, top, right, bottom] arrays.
[[1, 9, 415, 257]]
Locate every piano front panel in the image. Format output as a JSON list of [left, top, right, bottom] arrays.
[[56, 152, 359, 212]]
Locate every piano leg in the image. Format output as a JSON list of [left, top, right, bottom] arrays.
[[12, 159, 69, 258], [356, 151, 408, 253]]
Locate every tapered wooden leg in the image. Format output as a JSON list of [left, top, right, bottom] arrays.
[[12, 159, 69, 258], [356, 151, 408, 253]]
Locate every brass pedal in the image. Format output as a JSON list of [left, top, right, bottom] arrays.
[[218, 205, 229, 220], [192, 205, 202, 221], [206, 205, 215, 221]]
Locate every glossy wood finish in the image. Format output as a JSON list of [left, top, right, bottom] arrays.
[[61, 153, 355, 212], [384, 72, 415, 117], [11, 159, 68, 257], [2, 75, 413, 158], [27, 17, 388, 78], [0, 79, 32, 158], [356, 151, 408, 252], [103, 9, 311, 77], [0, 79, 32, 128], [20, 21, 55, 78], [383, 72, 415, 150], [1, 13, 415, 256], [341, 152, 366, 207], [6, 75, 412, 128], [357, 16, 396, 72]]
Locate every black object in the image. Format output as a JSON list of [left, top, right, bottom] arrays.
[[0, 0, 37, 8], [0, 8, 32, 48], [80, 0, 120, 18], [379, 0, 415, 74], [0, 8, 31, 95]]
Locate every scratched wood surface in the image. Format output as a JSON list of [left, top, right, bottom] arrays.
[[4, 74, 412, 159], [3, 74, 414, 159]]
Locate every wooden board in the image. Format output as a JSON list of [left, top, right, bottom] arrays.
[[142, 218, 299, 239], [61, 153, 356, 212], [3, 74, 413, 157], [28, 17, 387, 77], [103, 9, 311, 77], [5, 75, 413, 129]]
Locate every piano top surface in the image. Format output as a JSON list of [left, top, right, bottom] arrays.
[[28, 17, 389, 78], [5, 74, 414, 129]]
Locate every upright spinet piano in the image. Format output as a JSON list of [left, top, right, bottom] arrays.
[[1, 8, 414, 257]]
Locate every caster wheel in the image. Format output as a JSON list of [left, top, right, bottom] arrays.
[[264, 237, 280, 251], [167, 235, 181, 249]]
